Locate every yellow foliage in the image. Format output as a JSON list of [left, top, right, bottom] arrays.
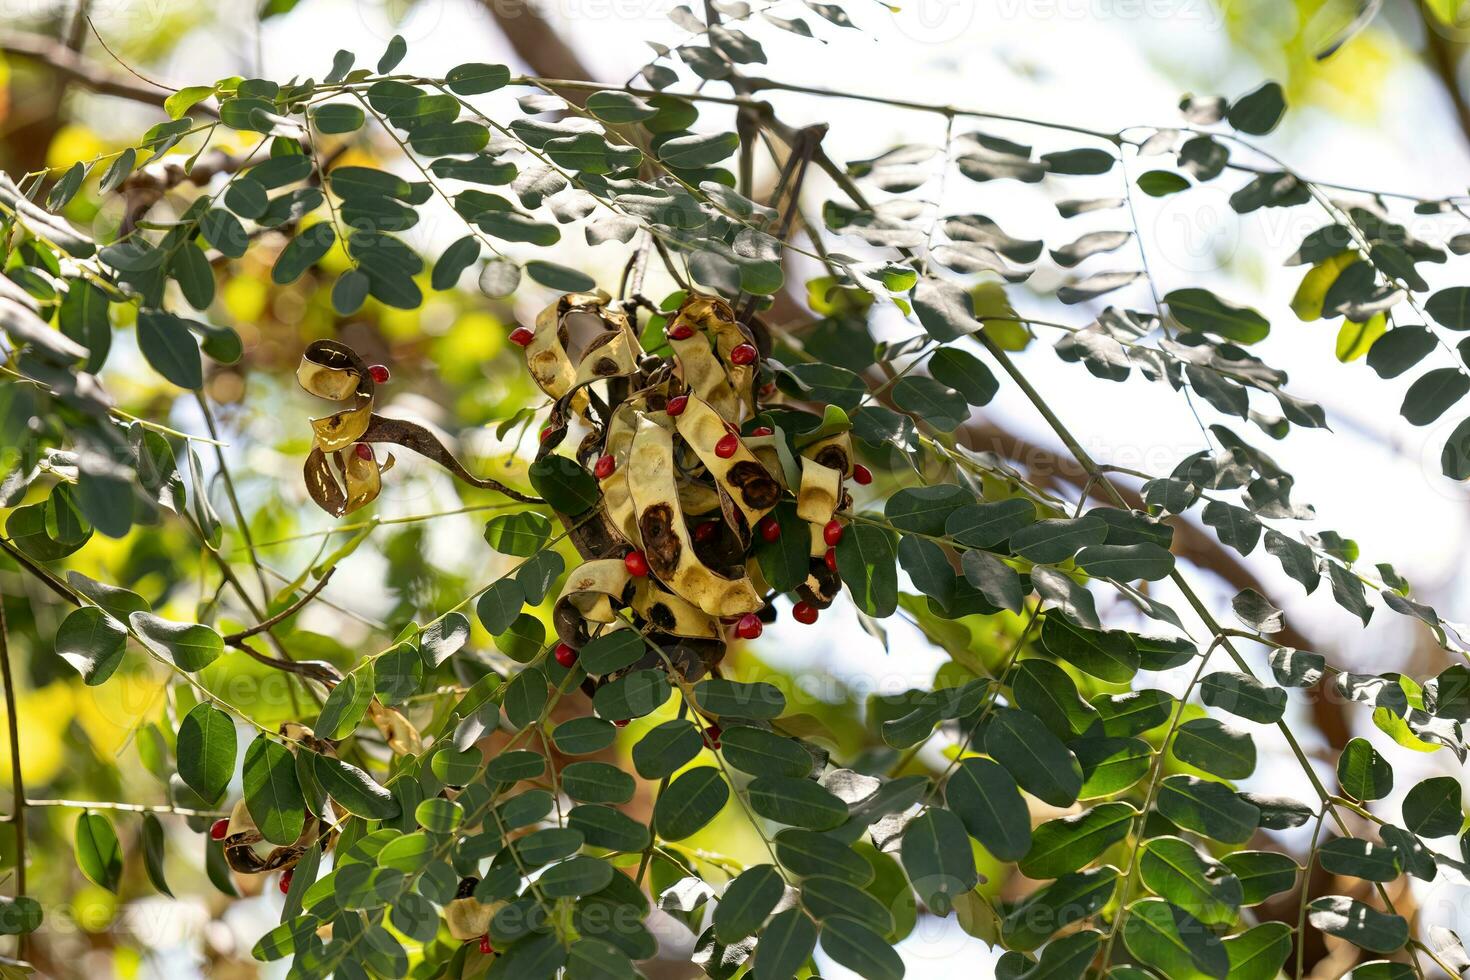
[[1335, 313, 1386, 362], [1290, 250, 1355, 321]]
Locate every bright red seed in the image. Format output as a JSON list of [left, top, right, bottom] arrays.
[[594, 455, 616, 479], [540, 425, 555, 442], [554, 642, 578, 669], [508, 326, 535, 347], [714, 433, 739, 459], [613, 719, 630, 728], [852, 463, 873, 486], [354, 443, 373, 461], [666, 395, 689, 417], [368, 364, 390, 384], [825, 547, 837, 572], [748, 426, 773, 437], [478, 936, 494, 955], [668, 323, 695, 341], [624, 551, 649, 577], [730, 343, 757, 365], [823, 520, 845, 547], [279, 870, 293, 894], [734, 614, 762, 640], [792, 601, 818, 625], [703, 723, 723, 749], [210, 818, 229, 841], [694, 521, 719, 543], [758, 516, 781, 542]]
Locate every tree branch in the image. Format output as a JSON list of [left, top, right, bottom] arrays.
[[0, 32, 185, 111]]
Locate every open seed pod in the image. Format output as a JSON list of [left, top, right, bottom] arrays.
[[221, 799, 332, 875], [297, 340, 538, 515]]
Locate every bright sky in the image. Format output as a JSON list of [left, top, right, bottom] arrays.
[[61, 0, 1470, 975]]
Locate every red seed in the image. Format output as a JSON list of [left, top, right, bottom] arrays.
[[478, 936, 494, 955], [748, 426, 773, 437], [539, 425, 555, 442], [594, 455, 616, 479], [368, 364, 390, 384], [703, 723, 723, 749], [793, 601, 818, 625], [823, 520, 845, 547], [825, 547, 837, 572], [730, 343, 757, 365], [758, 516, 781, 543], [694, 521, 719, 543], [279, 870, 293, 894], [852, 463, 873, 486], [508, 327, 535, 347], [668, 323, 695, 341], [613, 718, 630, 728], [554, 642, 578, 669], [714, 433, 739, 459], [624, 551, 649, 577], [734, 614, 762, 640], [666, 395, 689, 417], [354, 443, 373, 461], [210, 818, 229, 841]]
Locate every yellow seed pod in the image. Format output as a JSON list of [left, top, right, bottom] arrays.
[[445, 897, 502, 941], [525, 290, 642, 403], [626, 415, 763, 617], [672, 394, 781, 531], [796, 457, 842, 525]]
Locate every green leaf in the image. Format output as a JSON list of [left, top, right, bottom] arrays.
[[654, 767, 728, 840], [912, 276, 975, 343], [177, 702, 236, 803], [74, 811, 123, 892], [1041, 616, 1138, 683], [693, 678, 785, 719], [311, 103, 364, 133], [1020, 801, 1136, 880], [1318, 837, 1401, 882], [316, 663, 374, 739], [658, 132, 739, 168], [719, 725, 812, 778], [1012, 658, 1098, 737], [714, 864, 783, 943], [578, 631, 644, 676], [503, 667, 549, 730], [800, 875, 892, 933], [1002, 866, 1118, 950], [1227, 81, 1286, 135], [55, 606, 127, 685], [586, 90, 657, 123], [748, 776, 848, 830], [752, 907, 818, 980], [985, 708, 1083, 807], [1307, 896, 1408, 953], [528, 455, 599, 514], [946, 498, 1036, 548], [141, 811, 172, 896], [420, 612, 470, 667], [960, 550, 1024, 614], [377, 34, 407, 73], [1138, 170, 1190, 196], [166, 85, 215, 119], [834, 521, 898, 618], [272, 223, 336, 285], [58, 279, 111, 372], [526, 259, 597, 292], [1171, 717, 1256, 779], [1074, 736, 1151, 798], [136, 311, 203, 389], [1139, 836, 1243, 926], [561, 761, 635, 804], [819, 915, 904, 980], [482, 511, 553, 557], [1199, 671, 1287, 723], [243, 736, 306, 845], [0, 896, 43, 936], [431, 235, 480, 290], [129, 612, 222, 671], [945, 757, 1032, 861], [554, 717, 616, 756], [893, 376, 968, 431], [1402, 776, 1464, 837], [1124, 898, 1229, 979], [900, 807, 978, 915], [476, 578, 525, 634], [886, 485, 975, 536], [1075, 542, 1175, 581], [1222, 851, 1299, 905], [446, 62, 511, 95], [1157, 776, 1259, 844], [774, 828, 873, 885], [1337, 737, 1393, 801], [1402, 367, 1469, 426], [632, 720, 701, 780], [592, 669, 669, 720], [1224, 922, 1293, 980], [1166, 287, 1270, 343]]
